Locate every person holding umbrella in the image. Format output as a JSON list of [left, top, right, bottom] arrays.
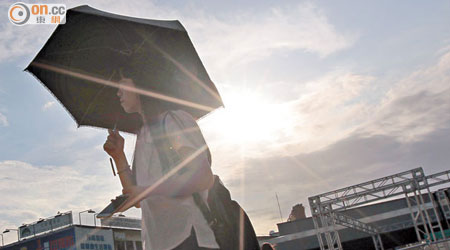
[[103, 63, 220, 250], [26, 5, 234, 250]]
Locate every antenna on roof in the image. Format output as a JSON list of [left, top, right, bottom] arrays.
[[276, 192, 283, 222]]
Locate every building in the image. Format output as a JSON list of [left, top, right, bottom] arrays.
[[1, 214, 142, 250], [269, 168, 450, 250], [3, 168, 448, 250]]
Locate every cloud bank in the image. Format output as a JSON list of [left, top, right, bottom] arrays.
[[215, 48, 450, 234]]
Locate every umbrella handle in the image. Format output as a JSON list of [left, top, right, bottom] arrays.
[[110, 121, 118, 176], [113, 119, 118, 131], [110, 158, 116, 176]]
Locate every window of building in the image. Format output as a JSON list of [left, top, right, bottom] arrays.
[[126, 241, 134, 250], [135, 241, 143, 250], [116, 241, 125, 250]]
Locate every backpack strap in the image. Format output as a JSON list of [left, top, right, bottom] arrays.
[[163, 112, 216, 216], [146, 111, 217, 226], [163, 111, 212, 166], [130, 111, 175, 182], [146, 111, 182, 174], [193, 191, 216, 226]]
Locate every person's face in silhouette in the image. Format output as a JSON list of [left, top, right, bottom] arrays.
[[117, 77, 142, 114]]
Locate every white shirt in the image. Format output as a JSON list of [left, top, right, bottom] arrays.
[[133, 110, 219, 250]]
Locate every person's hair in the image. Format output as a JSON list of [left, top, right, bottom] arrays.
[[116, 51, 180, 125], [262, 242, 275, 250]]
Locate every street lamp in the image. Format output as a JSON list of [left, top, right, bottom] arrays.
[[79, 209, 96, 225], [3, 228, 19, 241], [1, 233, 4, 246]]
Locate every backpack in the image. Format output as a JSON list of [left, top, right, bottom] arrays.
[[193, 175, 261, 250], [147, 111, 260, 250]]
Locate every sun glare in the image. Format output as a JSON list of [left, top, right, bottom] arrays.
[[209, 90, 295, 147]]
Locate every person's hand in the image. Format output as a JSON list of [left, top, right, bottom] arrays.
[[103, 129, 125, 160], [122, 185, 146, 208]]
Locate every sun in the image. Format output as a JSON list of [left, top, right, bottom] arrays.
[[205, 89, 295, 147]]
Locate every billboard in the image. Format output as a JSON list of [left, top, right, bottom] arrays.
[[75, 227, 115, 250], [19, 212, 73, 239]]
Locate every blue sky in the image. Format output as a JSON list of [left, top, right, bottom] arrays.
[[1, 0, 450, 245]]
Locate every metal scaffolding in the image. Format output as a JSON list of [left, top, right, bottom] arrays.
[[436, 189, 450, 228], [308, 168, 450, 250]]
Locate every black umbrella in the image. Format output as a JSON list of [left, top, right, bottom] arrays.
[[26, 5, 223, 134]]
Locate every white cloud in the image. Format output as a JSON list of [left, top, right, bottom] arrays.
[[0, 84, 9, 126], [187, 2, 356, 74], [0, 21, 54, 62], [42, 101, 56, 111], [361, 48, 450, 142], [0, 111, 7, 126], [285, 72, 375, 152], [0, 1, 354, 74]]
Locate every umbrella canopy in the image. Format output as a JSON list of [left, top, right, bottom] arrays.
[[26, 5, 223, 134]]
